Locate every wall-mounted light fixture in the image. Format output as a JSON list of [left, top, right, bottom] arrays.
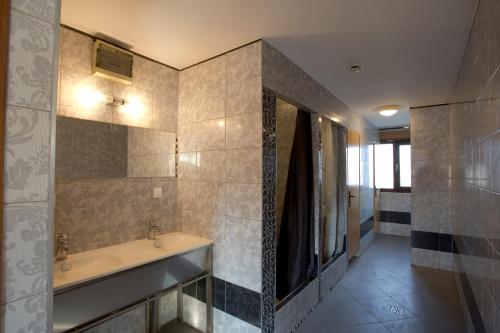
[[76, 86, 131, 109], [104, 96, 126, 106]]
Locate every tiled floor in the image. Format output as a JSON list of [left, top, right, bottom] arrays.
[[296, 235, 465, 333]]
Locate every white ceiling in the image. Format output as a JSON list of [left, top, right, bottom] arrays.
[[61, 0, 477, 128]]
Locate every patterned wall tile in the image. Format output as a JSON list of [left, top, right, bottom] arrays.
[[4, 106, 50, 204], [55, 180, 111, 253], [11, 0, 57, 23], [224, 252, 262, 293], [196, 150, 226, 182], [226, 148, 262, 183], [380, 192, 411, 213], [178, 152, 197, 180], [177, 122, 197, 152], [197, 56, 226, 92], [7, 10, 54, 111], [196, 181, 225, 214], [226, 216, 262, 257], [3, 203, 48, 304], [132, 56, 159, 91], [196, 118, 226, 151], [225, 312, 260, 333], [197, 213, 225, 247], [227, 42, 261, 83], [178, 95, 197, 126], [176, 209, 198, 235], [153, 92, 178, 133], [108, 180, 152, 244], [2, 292, 47, 333], [179, 66, 197, 99], [58, 67, 114, 122], [60, 27, 92, 74], [112, 86, 154, 129], [225, 183, 262, 220], [226, 76, 262, 117], [226, 112, 262, 149], [176, 180, 197, 211], [197, 86, 226, 122]]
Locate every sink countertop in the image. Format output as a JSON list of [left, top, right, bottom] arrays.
[[53, 232, 213, 291]]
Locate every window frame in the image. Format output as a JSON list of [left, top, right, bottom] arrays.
[[378, 140, 411, 193]]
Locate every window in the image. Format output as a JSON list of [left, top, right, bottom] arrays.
[[375, 141, 411, 191]]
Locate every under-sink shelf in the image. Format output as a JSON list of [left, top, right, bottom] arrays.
[[160, 319, 202, 333]]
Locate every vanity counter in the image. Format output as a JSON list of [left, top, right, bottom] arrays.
[[53, 232, 213, 291]]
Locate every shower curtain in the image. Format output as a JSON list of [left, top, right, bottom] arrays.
[[321, 122, 338, 259], [276, 109, 315, 300]]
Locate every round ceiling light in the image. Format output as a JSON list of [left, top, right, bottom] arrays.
[[348, 64, 363, 73], [377, 105, 400, 117]]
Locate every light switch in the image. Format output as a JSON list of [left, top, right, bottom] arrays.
[[153, 187, 162, 199]]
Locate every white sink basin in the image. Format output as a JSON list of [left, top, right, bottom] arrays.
[[53, 232, 213, 290]]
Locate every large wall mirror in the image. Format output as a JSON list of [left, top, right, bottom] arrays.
[[56, 116, 175, 180], [54, 115, 177, 254]]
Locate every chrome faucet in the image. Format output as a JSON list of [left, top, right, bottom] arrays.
[[55, 233, 70, 261], [147, 217, 161, 240]]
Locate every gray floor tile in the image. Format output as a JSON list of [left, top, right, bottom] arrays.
[[297, 235, 465, 333], [383, 316, 465, 333], [357, 297, 416, 322]]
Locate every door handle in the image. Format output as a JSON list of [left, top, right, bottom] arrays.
[[348, 191, 355, 207]]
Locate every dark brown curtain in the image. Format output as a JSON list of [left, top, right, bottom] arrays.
[[276, 109, 315, 300]]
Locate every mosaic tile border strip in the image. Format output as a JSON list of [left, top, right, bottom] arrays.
[[261, 87, 277, 333]]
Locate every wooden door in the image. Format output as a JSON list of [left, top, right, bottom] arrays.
[[347, 130, 360, 260]]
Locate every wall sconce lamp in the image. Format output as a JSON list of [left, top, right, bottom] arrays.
[[105, 96, 126, 107]]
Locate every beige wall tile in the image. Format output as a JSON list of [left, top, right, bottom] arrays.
[[196, 150, 226, 182], [197, 86, 226, 121], [226, 112, 262, 149], [176, 181, 197, 211], [226, 76, 262, 117], [226, 148, 262, 183], [60, 27, 92, 74], [178, 152, 197, 180], [178, 122, 197, 152], [197, 56, 226, 92], [227, 42, 261, 84], [178, 94, 197, 124], [196, 118, 226, 151], [179, 66, 197, 99], [196, 181, 225, 214], [225, 183, 262, 219]]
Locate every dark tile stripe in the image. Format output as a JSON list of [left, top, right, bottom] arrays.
[[226, 281, 262, 328], [454, 252, 487, 333], [213, 277, 226, 312], [411, 230, 456, 253], [360, 216, 374, 238], [380, 210, 411, 225], [211, 277, 262, 328]]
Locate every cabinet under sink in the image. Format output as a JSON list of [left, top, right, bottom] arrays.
[[53, 232, 213, 333]]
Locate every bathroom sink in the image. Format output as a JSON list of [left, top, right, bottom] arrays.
[[54, 253, 123, 281], [53, 232, 213, 290]]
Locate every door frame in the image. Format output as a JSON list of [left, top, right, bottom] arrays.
[[0, 0, 10, 298], [346, 130, 361, 260]]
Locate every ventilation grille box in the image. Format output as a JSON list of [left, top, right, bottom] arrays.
[[92, 40, 133, 85]]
